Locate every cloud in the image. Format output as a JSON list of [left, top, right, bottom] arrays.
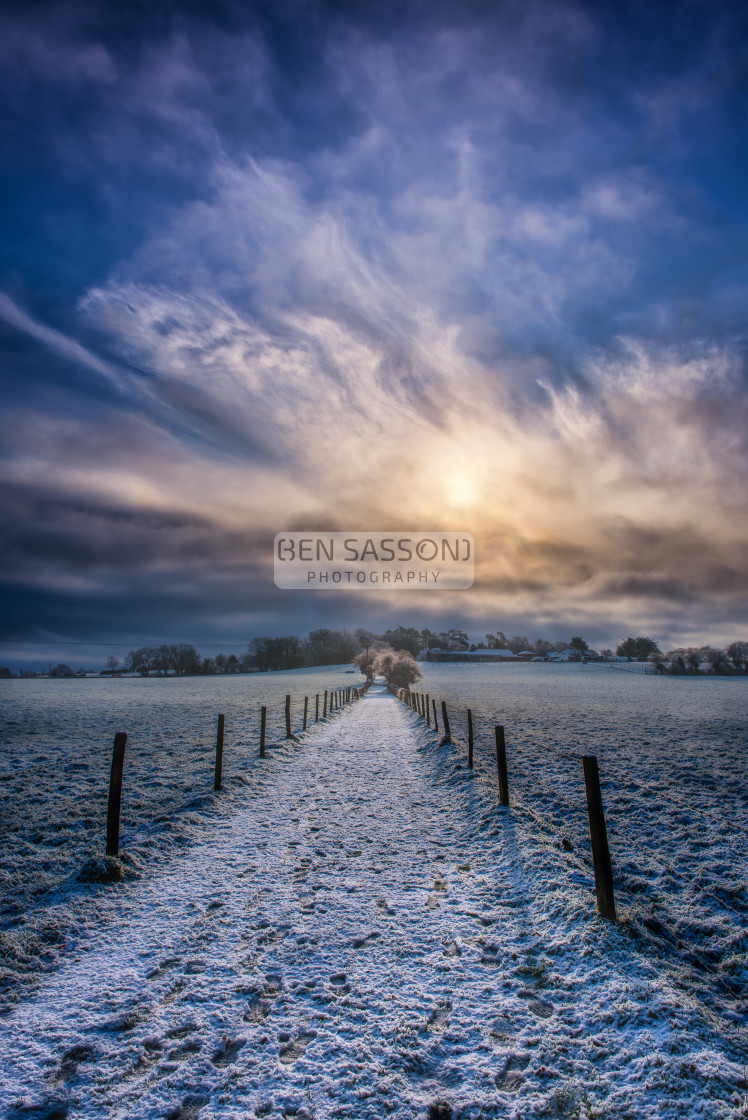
[[0, 292, 127, 391], [1, 0, 748, 652]]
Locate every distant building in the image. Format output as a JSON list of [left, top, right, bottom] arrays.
[[425, 647, 518, 663]]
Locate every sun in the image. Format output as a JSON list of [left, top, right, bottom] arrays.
[[447, 473, 477, 507]]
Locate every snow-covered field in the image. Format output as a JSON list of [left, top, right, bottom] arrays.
[[1, 682, 746, 1119], [0, 666, 356, 1009], [0, 668, 746, 1117], [415, 664, 748, 1029]]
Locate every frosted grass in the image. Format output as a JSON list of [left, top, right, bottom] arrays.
[[0, 665, 357, 1007], [417, 662, 748, 1022]]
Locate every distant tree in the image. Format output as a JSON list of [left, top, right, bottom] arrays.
[[486, 632, 508, 649], [171, 644, 201, 675], [616, 636, 660, 661], [304, 628, 359, 666], [154, 645, 173, 675], [354, 643, 387, 680], [105, 656, 120, 672], [124, 647, 157, 675], [227, 654, 240, 672], [726, 641, 748, 673], [50, 663, 75, 677], [378, 649, 423, 690], [248, 636, 272, 672], [441, 628, 469, 651], [600, 648, 613, 659], [337, 629, 360, 662], [272, 636, 304, 670], [569, 636, 589, 653], [381, 626, 422, 657], [0, 666, 14, 678], [701, 646, 731, 674], [355, 628, 377, 653], [420, 628, 441, 650], [375, 648, 397, 680], [533, 639, 554, 655], [215, 654, 228, 671], [507, 635, 531, 654]]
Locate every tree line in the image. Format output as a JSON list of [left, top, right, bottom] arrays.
[[84, 628, 748, 677]]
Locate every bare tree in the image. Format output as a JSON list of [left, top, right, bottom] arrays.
[[726, 641, 748, 672]]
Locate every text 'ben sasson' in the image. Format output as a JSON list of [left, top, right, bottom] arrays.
[[273, 532, 474, 590]]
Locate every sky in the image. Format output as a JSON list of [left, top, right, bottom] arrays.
[[1, 0, 748, 668]]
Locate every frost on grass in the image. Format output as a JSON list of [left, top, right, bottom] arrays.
[[0, 675, 745, 1119], [77, 856, 123, 883]]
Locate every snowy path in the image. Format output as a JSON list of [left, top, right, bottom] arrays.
[[0, 686, 743, 1120]]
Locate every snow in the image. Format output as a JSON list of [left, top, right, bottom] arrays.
[[0, 682, 746, 1118]]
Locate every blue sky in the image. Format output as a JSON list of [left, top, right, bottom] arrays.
[[1, 0, 748, 667]]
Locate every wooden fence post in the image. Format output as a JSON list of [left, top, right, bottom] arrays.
[[425, 693, 431, 726], [260, 706, 267, 758], [432, 698, 439, 732], [285, 694, 292, 738], [315, 693, 319, 721], [106, 732, 127, 857], [467, 709, 474, 769], [214, 714, 225, 791], [323, 690, 328, 718], [441, 700, 451, 741], [582, 755, 617, 921], [303, 696, 308, 731], [495, 725, 509, 806]]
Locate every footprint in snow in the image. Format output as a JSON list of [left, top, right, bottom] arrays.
[[263, 973, 284, 995], [328, 972, 350, 994], [376, 898, 396, 915], [212, 1034, 247, 1066], [352, 930, 381, 948], [426, 1000, 451, 1030], [278, 1028, 317, 1064], [146, 957, 181, 980], [525, 997, 554, 1018], [53, 1043, 97, 1082], [6, 1095, 70, 1120], [166, 1093, 210, 1120], [167, 1038, 201, 1062], [495, 1052, 530, 1092], [442, 938, 462, 957], [244, 995, 272, 1023]]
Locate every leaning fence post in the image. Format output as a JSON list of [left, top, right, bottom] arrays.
[[467, 709, 474, 768], [441, 701, 452, 741], [303, 696, 308, 731], [260, 706, 267, 758], [432, 698, 439, 732], [285, 694, 292, 738], [495, 725, 509, 806], [214, 714, 225, 791], [106, 732, 127, 857], [582, 755, 617, 921]]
